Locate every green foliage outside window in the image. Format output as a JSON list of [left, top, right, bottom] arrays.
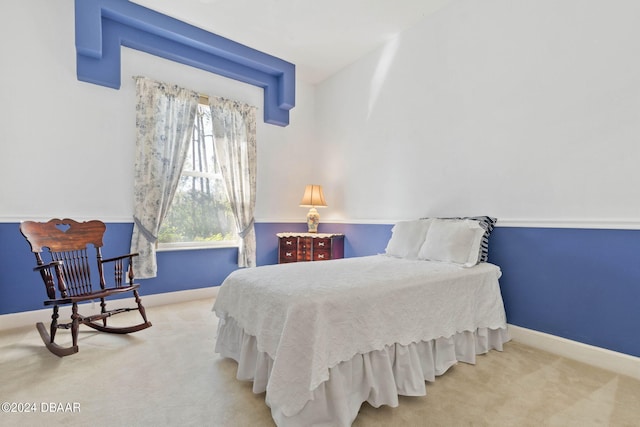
[[158, 104, 237, 245]]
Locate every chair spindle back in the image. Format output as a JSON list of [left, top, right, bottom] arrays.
[[20, 219, 107, 299]]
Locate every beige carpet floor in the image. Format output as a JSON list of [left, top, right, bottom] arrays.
[[1, 297, 639, 427]]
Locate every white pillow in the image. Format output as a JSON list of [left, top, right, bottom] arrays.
[[385, 219, 432, 259], [418, 219, 485, 267]]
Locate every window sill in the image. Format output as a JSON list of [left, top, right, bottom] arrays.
[[157, 242, 239, 252]]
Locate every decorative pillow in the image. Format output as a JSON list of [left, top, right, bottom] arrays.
[[420, 216, 497, 262], [463, 216, 497, 262], [385, 219, 432, 259], [418, 219, 485, 267]]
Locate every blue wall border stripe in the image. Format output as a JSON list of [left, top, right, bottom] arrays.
[[4, 220, 639, 357], [74, 0, 295, 126]]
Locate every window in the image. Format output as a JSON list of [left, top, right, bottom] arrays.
[[158, 104, 237, 249]]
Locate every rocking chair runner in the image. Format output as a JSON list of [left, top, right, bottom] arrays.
[[20, 218, 152, 357]]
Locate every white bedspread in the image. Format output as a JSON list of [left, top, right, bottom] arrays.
[[213, 255, 507, 417]]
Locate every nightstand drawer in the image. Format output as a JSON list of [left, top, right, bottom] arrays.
[[277, 233, 344, 264], [280, 237, 297, 249], [312, 249, 331, 261], [313, 238, 331, 249], [297, 247, 312, 261], [279, 248, 298, 263]]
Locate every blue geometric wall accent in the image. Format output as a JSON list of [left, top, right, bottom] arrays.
[[74, 0, 295, 126]]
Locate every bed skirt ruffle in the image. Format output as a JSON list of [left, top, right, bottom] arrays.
[[216, 316, 510, 427]]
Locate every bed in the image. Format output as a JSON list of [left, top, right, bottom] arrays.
[[213, 217, 509, 426]]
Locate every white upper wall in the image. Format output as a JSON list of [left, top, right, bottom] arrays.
[[4, 0, 640, 226], [315, 0, 640, 224], [0, 0, 315, 223]]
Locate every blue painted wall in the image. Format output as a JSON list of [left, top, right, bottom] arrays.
[[3, 221, 639, 358], [490, 227, 640, 357]]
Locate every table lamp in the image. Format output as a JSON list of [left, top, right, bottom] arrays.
[[300, 184, 327, 233]]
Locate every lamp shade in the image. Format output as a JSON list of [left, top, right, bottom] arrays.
[[299, 184, 327, 207]]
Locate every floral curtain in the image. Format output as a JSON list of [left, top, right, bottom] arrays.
[[209, 97, 258, 268], [130, 76, 199, 278]]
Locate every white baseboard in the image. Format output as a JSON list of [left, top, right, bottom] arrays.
[[508, 324, 640, 381], [0, 287, 219, 332]]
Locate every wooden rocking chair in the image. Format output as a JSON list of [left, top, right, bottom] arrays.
[[20, 218, 152, 357]]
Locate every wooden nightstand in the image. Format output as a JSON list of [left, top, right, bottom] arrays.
[[276, 233, 345, 263]]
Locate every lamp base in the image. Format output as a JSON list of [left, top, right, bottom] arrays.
[[306, 207, 320, 233]]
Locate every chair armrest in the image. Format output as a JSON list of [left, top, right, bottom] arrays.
[[101, 253, 139, 264], [33, 260, 67, 299], [100, 253, 139, 287], [33, 260, 63, 272]]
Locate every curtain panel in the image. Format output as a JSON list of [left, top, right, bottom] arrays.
[[130, 76, 199, 278], [209, 97, 258, 268]]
